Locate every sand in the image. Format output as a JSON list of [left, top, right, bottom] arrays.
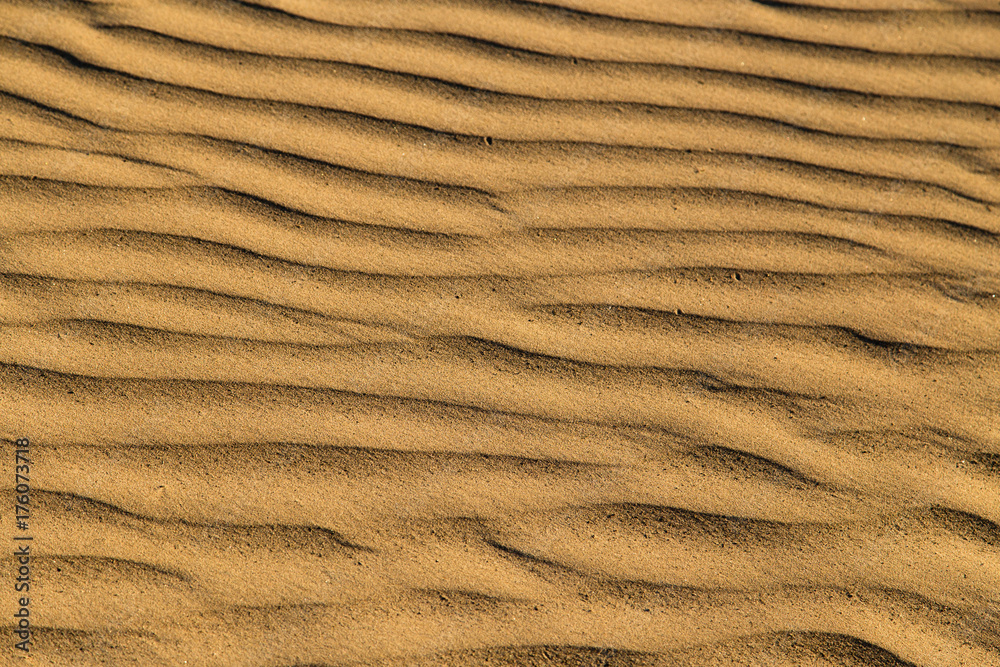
[[1, 0, 999, 665]]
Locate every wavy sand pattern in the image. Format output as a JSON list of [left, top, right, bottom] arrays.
[[1, 0, 999, 664]]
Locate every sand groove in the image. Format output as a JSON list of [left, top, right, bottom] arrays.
[[1, 0, 999, 665]]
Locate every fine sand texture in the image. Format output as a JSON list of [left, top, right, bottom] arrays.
[[2, 0, 1000, 665]]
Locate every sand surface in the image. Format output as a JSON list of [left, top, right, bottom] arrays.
[[1, 0, 999, 665]]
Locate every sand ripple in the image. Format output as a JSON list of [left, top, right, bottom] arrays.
[[0, 0, 998, 665]]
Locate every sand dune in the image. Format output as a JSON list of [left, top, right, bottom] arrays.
[[1, 0, 998, 665]]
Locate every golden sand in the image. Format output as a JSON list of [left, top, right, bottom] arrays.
[[1, 0, 998, 665]]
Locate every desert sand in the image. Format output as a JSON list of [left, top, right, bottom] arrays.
[[1, 0, 999, 665]]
